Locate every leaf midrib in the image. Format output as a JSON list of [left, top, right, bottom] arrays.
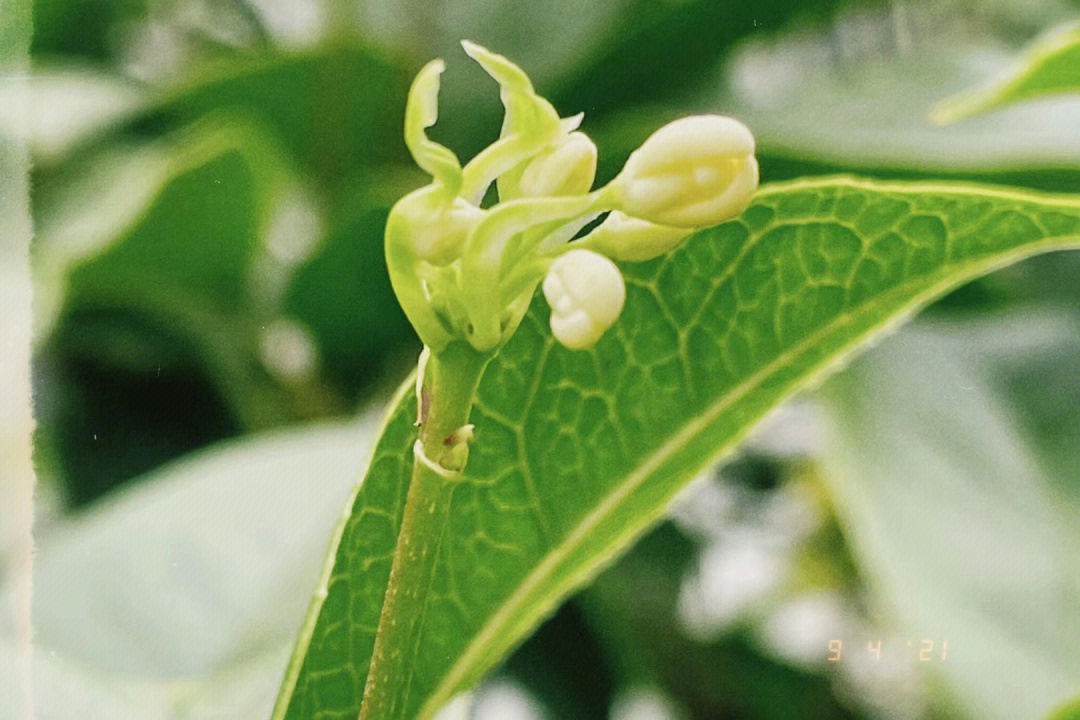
[[415, 177, 1080, 719]]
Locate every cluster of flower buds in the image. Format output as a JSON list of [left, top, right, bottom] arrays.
[[385, 42, 758, 354]]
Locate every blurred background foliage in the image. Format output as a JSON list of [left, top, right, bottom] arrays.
[[5, 0, 1080, 718]]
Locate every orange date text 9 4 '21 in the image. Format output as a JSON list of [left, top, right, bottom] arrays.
[[827, 639, 948, 662]]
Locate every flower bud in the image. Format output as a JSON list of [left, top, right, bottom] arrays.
[[519, 131, 598, 198], [542, 249, 626, 350], [386, 189, 482, 266], [613, 115, 758, 228], [585, 211, 693, 262]]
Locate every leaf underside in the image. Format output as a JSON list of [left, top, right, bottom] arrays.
[[821, 321, 1080, 720], [932, 21, 1080, 123], [275, 177, 1080, 720]]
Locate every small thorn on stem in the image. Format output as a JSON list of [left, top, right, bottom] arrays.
[[444, 424, 475, 447], [439, 424, 475, 472]]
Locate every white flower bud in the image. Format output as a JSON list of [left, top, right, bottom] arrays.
[[614, 115, 758, 228], [542, 249, 626, 350], [585, 211, 693, 262], [519, 131, 598, 197]]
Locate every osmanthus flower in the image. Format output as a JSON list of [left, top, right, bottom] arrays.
[[385, 41, 759, 355]]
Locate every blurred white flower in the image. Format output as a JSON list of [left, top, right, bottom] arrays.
[[756, 591, 848, 667], [472, 680, 547, 720], [610, 686, 685, 720], [259, 319, 318, 381], [677, 531, 789, 638]]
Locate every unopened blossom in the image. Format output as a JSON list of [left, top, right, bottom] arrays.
[[542, 249, 626, 350], [612, 115, 758, 228]]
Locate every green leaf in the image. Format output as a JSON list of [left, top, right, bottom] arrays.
[[150, 47, 409, 193], [1048, 695, 1080, 720], [31, 0, 146, 60], [35, 113, 303, 429], [594, 8, 1080, 183], [532, 0, 846, 117], [31, 113, 344, 498], [275, 177, 1080, 720], [283, 168, 422, 386], [0, 414, 380, 718], [0, 67, 146, 162], [932, 21, 1080, 123], [819, 317, 1080, 720], [17, 45, 408, 189]]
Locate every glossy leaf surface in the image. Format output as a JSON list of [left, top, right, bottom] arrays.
[[276, 177, 1080, 720]]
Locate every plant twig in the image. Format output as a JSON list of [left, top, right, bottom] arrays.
[[360, 341, 490, 719]]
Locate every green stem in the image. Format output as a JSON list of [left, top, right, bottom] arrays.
[[360, 341, 491, 720]]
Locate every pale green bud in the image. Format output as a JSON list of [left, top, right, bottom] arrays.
[[584, 211, 693, 262], [386, 187, 483, 266], [542, 249, 625, 350], [613, 115, 758, 228], [519, 131, 597, 198]]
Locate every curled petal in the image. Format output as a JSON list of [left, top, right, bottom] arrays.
[[404, 60, 463, 194], [459, 41, 564, 203], [461, 40, 533, 94], [460, 193, 607, 350]]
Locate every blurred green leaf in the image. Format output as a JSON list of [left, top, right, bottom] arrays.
[[20, 44, 409, 193], [276, 178, 1080, 720], [283, 167, 423, 390], [1048, 694, 1080, 720], [498, 601, 618, 720], [0, 414, 380, 718], [32, 112, 351, 500], [933, 21, 1080, 123], [736, 57, 1078, 175], [716, 11, 1080, 177], [549, 0, 845, 117], [36, 113, 303, 428], [592, 5, 1080, 186], [25, 43, 423, 499], [1001, 330, 1080, 506], [0, 67, 146, 163], [31, 0, 146, 60], [148, 46, 410, 194], [820, 317, 1080, 720]]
